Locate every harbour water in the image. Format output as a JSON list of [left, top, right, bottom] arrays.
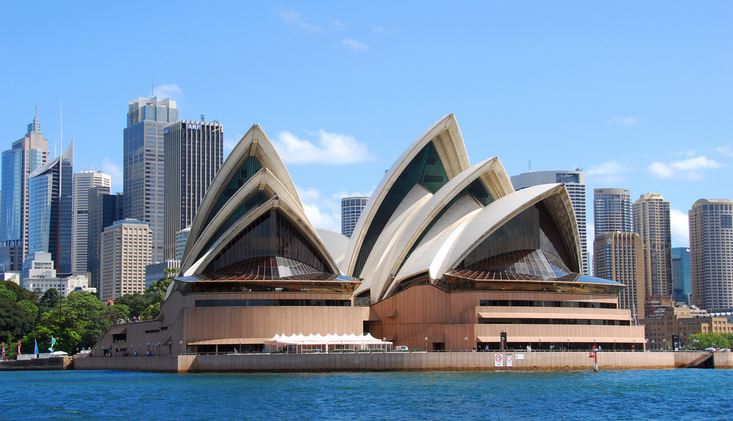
[[2, 369, 732, 420]]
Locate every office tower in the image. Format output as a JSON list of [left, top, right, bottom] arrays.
[[511, 170, 588, 274], [0, 111, 49, 270], [671, 247, 692, 304], [123, 97, 178, 263], [594, 231, 646, 320], [100, 219, 152, 300], [593, 188, 632, 235], [174, 226, 190, 262], [341, 196, 369, 238], [71, 171, 111, 274], [689, 199, 733, 312], [632, 193, 672, 298], [27, 143, 73, 274], [87, 188, 123, 289], [163, 119, 223, 260]]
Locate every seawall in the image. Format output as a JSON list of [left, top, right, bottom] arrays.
[[0, 356, 72, 371], [73, 351, 733, 373]]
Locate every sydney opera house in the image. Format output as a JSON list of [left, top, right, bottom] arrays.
[[93, 114, 645, 356]]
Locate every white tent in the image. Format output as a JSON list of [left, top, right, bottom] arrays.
[[265, 333, 392, 353]]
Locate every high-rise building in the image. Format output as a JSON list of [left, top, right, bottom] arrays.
[[123, 97, 178, 263], [671, 247, 692, 304], [87, 188, 123, 290], [511, 170, 588, 274], [100, 219, 152, 300], [632, 193, 672, 298], [27, 144, 73, 274], [163, 119, 223, 260], [689, 199, 733, 312], [341, 196, 369, 238], [0, 111, 49, 270], [593, 188, 632, 235], [174, 226, 190, 262], [71, 171, 111, 274], [594, 231, 646, 320]]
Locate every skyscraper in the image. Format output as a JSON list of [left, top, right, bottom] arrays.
[[341, 196, 368, 238], [71, 171, 111, 274], [100, 219, 151, 300], [27, 143, 73, 274], [689, 199, 733, 312], [174, 226, 190, 262], [594, 231, 646, 320], [632, 193, 672, 298], [123, 97, 178, 263], [0, 111, 49, 270], [163, 119, 223, 260], [671, 247, 691, 304], [87, 188, 123, 290], [593, 188, 632, 235], [511, 170, 588, 274]]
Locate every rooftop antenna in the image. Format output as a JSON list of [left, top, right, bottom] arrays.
[[200, 113, 205, 121], [151, 80, 154, 97], [528, 160, 532, 172]]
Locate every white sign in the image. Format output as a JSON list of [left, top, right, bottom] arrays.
[[494, 353, 504, 367], [515, 353, 525, 360], [506, 354, 514, 367]]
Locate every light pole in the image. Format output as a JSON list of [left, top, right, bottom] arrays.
[[464, 336, 468, 352], [424, 336, 429, 352]]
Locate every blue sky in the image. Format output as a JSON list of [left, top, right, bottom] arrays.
[[1, 1, 731, 247]]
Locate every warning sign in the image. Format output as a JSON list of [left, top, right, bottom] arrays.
[[506, 354, 514, 367], [494, 353, 504, 367]]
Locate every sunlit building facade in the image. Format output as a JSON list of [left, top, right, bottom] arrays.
[[93, 115, 644, 357]]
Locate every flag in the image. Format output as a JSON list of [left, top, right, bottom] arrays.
[[2, 343, 5, 360], [48, 336, 57, 352], [34, 339, 39, 355], [16, 340, 21, 357]]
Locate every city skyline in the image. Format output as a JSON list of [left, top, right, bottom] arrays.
[[2, 2, 732, 247]]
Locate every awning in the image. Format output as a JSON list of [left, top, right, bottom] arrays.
[[188, 338, 269, 346], [266, 333, 392, 346]]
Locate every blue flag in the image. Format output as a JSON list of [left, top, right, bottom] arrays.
[[48, 336, 56, 352], [34, 339, 39, 355]]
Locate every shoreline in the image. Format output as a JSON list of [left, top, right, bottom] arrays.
[[67, 351, 732, 373]]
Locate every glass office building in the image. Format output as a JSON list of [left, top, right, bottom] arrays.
[[341, 196, 368, 238], [671, 247, 691, 304], [27, 144, 73, 274], [123, 97, 178, 263]]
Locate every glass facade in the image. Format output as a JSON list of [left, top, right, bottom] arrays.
[[0, 148, 22, 242], [123, 97, 178, 263], [203, 209, 331, 278], [353, 141, 449, 277], [341, 196, 368, 238], [456, 203, 575, 280], [671, 247, 691, 304], [207, 156, 263, 225]]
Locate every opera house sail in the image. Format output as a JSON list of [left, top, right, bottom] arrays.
[[92, 115, 644, 356]]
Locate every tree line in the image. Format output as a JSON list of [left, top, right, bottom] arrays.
[[0, 277, 171, 358]]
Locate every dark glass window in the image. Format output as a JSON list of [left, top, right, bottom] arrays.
[[352, 141, 449, 277], [205, 156, 263, 224], [721, 214, 732, 229], [457, 203, 577, 278], [203, 209, 330, 277]]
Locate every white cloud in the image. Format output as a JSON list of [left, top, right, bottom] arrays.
[[608, 116, 639, 127], [297, 186, 341, 231], [670, 208, 690, 247], [101, 158, 123, 193], [273, 129, 375, 165], [152, 84, 182, 100], [648, 155, 722, 180], [715, 145, 733, 157], [277, 8, 323, 32], [341, 38, 369, 51], [585, 161, 632, 182]]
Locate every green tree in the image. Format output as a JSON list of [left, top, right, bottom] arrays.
[[32, 292, 130, 354], [140, 278, 172, 320], [38, 288, 62, 313], [686, 332, 732, 350], [0, 282, 38, 344], [115, 293, 147, 320]]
